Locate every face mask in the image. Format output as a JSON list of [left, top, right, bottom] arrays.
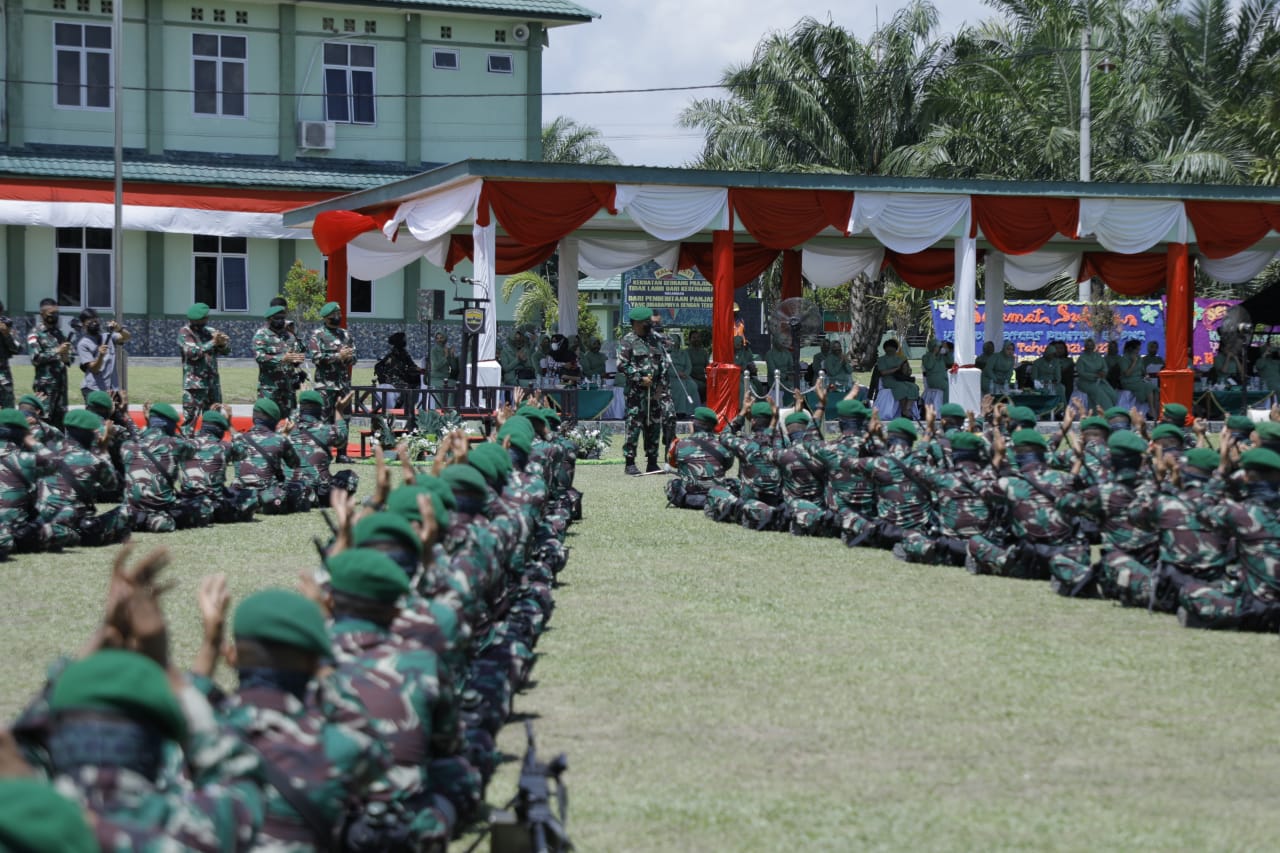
[[1014, 451, 1042, 469], [83, 320, 100, 334], [238, 667, 313, 701], [1108, 420, 1131, 432], [148, 416, 176, 435], [1247, 480, 1280, 502], [269, 317, 286, 331], [42, 313, 58, 326], [326, 315, 341, 327]]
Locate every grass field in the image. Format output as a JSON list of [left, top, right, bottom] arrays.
[[4, 450, 1280, 850]]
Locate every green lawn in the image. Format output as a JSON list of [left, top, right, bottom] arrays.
[[4, 458, 1280, 850]]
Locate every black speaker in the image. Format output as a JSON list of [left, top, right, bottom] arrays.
[[417, 289, 446, 322]]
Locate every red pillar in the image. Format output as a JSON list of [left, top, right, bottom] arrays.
[[326, 246, 349, 324], [1159, 242, 1194, 412], [706, 229, 742, 426], [781, 249, 802, 300]]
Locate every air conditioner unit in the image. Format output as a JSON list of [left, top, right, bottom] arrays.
[[298, 120, 336, 151], [511, 23, 530, 42]]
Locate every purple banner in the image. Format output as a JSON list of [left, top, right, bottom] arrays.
[[1193, 298, 1237, 368], [931, 300, 1165, 361]]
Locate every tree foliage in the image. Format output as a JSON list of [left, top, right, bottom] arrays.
[[542, 115, 621, 165], [282, 261, 326, 323]]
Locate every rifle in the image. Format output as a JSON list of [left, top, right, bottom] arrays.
[[488, 721, 572, 853]]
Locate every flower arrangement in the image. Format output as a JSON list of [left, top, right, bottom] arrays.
[[565, 424, 611, 459]]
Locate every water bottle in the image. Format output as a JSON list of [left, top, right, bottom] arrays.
[[818, 368, 827, 388]]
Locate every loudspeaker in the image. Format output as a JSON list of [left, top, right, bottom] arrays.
[[417, 289, 445, 322]]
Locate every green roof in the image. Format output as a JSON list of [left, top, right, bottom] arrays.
[[325, 0, 597, 21]]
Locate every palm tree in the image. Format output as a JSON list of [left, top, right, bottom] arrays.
[[501, 270, 559, 330], [541, 116, 621, 165]]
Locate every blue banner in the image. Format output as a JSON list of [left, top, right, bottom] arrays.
[[930, 300, 1166, 361], [623, 261, 713, 328]]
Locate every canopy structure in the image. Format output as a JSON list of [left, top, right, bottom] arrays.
[[283, 159, 1280, 422]]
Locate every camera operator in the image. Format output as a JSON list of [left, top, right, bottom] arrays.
[[76, 308, 131, 402]]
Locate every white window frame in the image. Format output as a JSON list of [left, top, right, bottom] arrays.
[[192, 236, 249, 313], [53, 21, 112, 110], [192, 33, 247, 118], [55, 228, 114, 310], [323, 41, 377, 125], [348, 275, 374, 316], [432, 48, 459, 70], [486, 52, 513, 74]]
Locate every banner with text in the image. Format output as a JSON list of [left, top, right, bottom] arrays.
[[1192, 298, 1238, 367], [930, 300, 1165, 361], [623, 262, 713, 328]]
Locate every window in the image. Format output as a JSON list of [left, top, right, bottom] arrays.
[[52, 0, 66, 9], [364, 20, 376, 34], [321, 16, 333, 30], [99, 0, 111, 12], [323, 42, 375, 124], [54, 22, 111, 109], [439, 25, 452, 38], [494, 29, 506, 42], [55, 228, 113, 309], [75, 0, 87, 10], [193, 34, 246, 116], [432, 49, 458, 70], [212, 8, 224, 21], [235, 10, 247, 23], [193, 236, 248, 312], [191, 7, 203, 20], [348, 276, 372, 315], [343, 18, 355, 32], [487, 53, 513, 74]]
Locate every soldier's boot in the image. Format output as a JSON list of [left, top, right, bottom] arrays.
[[624, 457, 640, 476], [1177, 606, 1211, 629], [645, 456, 660, 473]]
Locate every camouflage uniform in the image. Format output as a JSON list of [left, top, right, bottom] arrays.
[[814, 431, 879, 537], [775, 429, 832, 536], [0, 437, 75, 554], [28, 321, 70, 428], [615, 327, 670, 468], [665, 424, 733, 509], [233, 424, 310, 514], [845, 444, 934, 548], [0, 319, 22, 407], [122, 427, 212, 532], [254, 323, 305, 420], [180, 431, 258, 523], [290, 414, 356, 507], [35, 435, 130, 547], [1123, 477, 1233, 609], [308, 322, 354, 431], [711, 422, 784, 529], [969, 464, 1085, 579], [179, 322, 228, 428], [1049, 469, 1157, 598], [897, 460, 997, 565]]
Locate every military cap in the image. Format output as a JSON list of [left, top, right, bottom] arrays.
[[327, 548, 410, 603], [886, 417, 918, 439], [1104, 407, 1133, 421], [628, 306, 651, 322], [939, 403, 966, 419], [692, 406, 718, 424], [1254, 421, 1280, 441], [63, 409, 102, 431], [149, 402, 181, 424], [50, 650, 187, 742], [353, 511, 423, 557], [516, 405, 547, 424], [1107, 430, 1148, 455], [541, 408, 562, 426], [1227, 414, 1256, 432], [200, 410, 229, 431], [1150, 424, 1185, 443], [1006, 406, 1037, 425], [0, 409, 29, 431], [86, 390, 114, 414], [186, 302, 211, 322], [835, 399, 868, 418], [387, 485, 449, 529], [298, 389, 325, 407], [318, 301, 340, 318], [784, 411, 811, 426], [749, 401, 773, 418], [1241, 447, 1280, 471], [265, 304, 286, 318], [441, 462, 489, 495], [468, 441, 513, 486], [1079, 416, 1111, 433], [415, 474, 458, 510], [497, 417, 534, 453], [950, 431, 984, 450], [253, 398, 281, 420], [0, 778, 97, 853], [1161, 403, 1189, 425], [1184, 448, 1221, 471], [1011, 428, 1048, 448], [233, 589, 330, 656], [17, 394, 44, 413]]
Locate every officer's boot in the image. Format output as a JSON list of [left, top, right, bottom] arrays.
[[624, 457, 640, 476], [645, 455, 660, 473]]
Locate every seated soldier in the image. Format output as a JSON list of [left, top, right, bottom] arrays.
[[233, 398, 311, 514], [36, 409, 130, 547], [179, 409, 258, 524], [0, 407, 74, 555], [85, 389, 134, 503], [290, 390, 358, 508], [895, 431, 996, 566], [775, 403, 833, 537], [666, 406, 733, 510], [710, 400, 784, 529], [122, 403, 211, 532]]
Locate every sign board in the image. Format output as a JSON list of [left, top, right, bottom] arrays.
[[1193, 298, 1238, 367], [930, 300, 1165, 361], [463, 307, 484, 334], [623, 262, 713, 328]]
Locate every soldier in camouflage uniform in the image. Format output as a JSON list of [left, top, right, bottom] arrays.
[[179, 302, 230, 430], [86, 389, 136, 502], [648, 310, 679, 451], [0, 777, 98, 852], [18, 393, 64, 451], [179, 409, 258, 524], [233, 398, 310, 515], [122, 403, 212, 532], [0, 300, 23, 408], [665, 406, 733, 509], [35, 409, 130, 547], [254, 305, 306, 421], [709, 400, 784, 529], [775, 408, 834, 537], [291, 390, 358, 508], [895, 431, 997, 565], [811, 398, 879, 534], [843, 417, 932, 549], [0, 407, 74, 555], [616, 306, 670, 475], [307, 301, 356, 464], [28, 299, 71, 429]]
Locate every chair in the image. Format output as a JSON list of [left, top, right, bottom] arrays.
[[874, 388, 900, 420], [1115, 390, 1150, 417], [922, 388, 944, 413], [1068, 390, 1089, 415]]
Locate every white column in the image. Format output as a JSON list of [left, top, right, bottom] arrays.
[[1079, 277, 1093, 303], [950, 234, 982, 413], [985, 251, 1006, 348], [557, 238, 579, 336], [473, 218, 497, 361]]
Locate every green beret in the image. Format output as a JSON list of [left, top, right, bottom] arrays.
[[17, 394, 44, 413], [50, 650, 187, 742], [628, 306, 651, 322], [441, 462, 489, 495], [86, 390, 114, 414], [298, 390, 325, 407], [1079, 416, 1111, 433], [541, 408, 562, 426], [253, 398, 281, 420], [416, 475, 458, 510], [939, 403, 966, 419], [1104, 407, 1132, 421], [1006, 406, 1037, 425], [63, 409, 102, 431], [784, 411, 811, 427], [692, 406, 718, 424], [265, 305, 286, 318], [0, 778, 97, 853], [1011, 428, 1048, 449], [1161, 403, 1188, 425], [387, 485, 450, 529], [186, 302, 210, 321], [835, 399, 868, 418], [318, 301, 340, 318], [1241, 447, 1280, 471], [327, 548, 410, 603], [233, 589, 330, 656], [497, 417, 534, 454], [1184, 448, 1221, 471], [749, 401, 773, 418], [0, 408, 29, 431], [950, 432, 984, 450], [468, 442, 513, 487], [886, 417, 918, 439], [149, 402, 180, 424], [516, 405, 547, 424], [353, 511, 423, 557], [200, 410, 229, 431], [1150, 424, 1185, 443], [1255, 421, 1280, 441], [1227, 415, 1256, 432], [1107, 430, 1148, 455]]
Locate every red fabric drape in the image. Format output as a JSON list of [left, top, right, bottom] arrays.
[[781, 249, 802, 299], [706, 363, 743, 428], [729, 188, 853, 249], [326, 246, 348, 321], [476, 181, 615, 247], [1077, 252, 1168, 296], [971, 196, 1079, 255], [710, 230, 737, 364], [1162, 243, 1194, 409], [678, 242, 781, 289], [885, 249, 957, 291], [1184, 201, 1280, 260], [444, 235, 559, 274], [313, 210, 384, 255]]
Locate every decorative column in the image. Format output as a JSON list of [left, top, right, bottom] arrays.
[[1159, 242, 1194, 411], [706, 229, 741, 425], [557, 238, 579, 336], [325, 247, 348, 320], [472, 219, 497, 361], [949, 234, 982, 413], [984, 251, 1005, 348]]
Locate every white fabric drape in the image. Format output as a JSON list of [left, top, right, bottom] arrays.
[[0, 200, 296, 238], [558, 238, 579, 336], [1002, 249, 1083, 291], [346, 231, 436, 280], [576, 237, 679, 277], [383, 178, 483, 242], [953, 236, 978, 364], [848, 193, 971, 254], [1077, 198, 1186, 254], [799, 244, 885, 287], [984, 252, 1005, 347], [613, 185, 729, 241], [472, 218, 497, 361], [1198, 248, 1280, 284]]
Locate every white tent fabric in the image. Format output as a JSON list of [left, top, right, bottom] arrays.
[[346, 231, 437, 280], [1003, 249, 1083, 291], [383, 178, 482, 242], [613, 185, 729, 241], [576, 237, 680, 277], [472, 219, 498, 360], [799, 244, 885, 287], [1077, 198, 1186, 253], [1198, 248, 1280, 284], [0, 200, 295, 238], [848, 192, 971, 254]]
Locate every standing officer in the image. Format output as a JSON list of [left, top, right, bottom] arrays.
[[254, 304, 306, 421], [616, 306, 669, 475], [308, 301, 356, 463], [179, 302, 230, 430], [28, 298, 70, 428]]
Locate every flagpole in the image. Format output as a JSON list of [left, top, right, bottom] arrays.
[[112, 0, 126, 390]]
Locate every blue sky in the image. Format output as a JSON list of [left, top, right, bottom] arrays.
[[542, 0, 995, 167]]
